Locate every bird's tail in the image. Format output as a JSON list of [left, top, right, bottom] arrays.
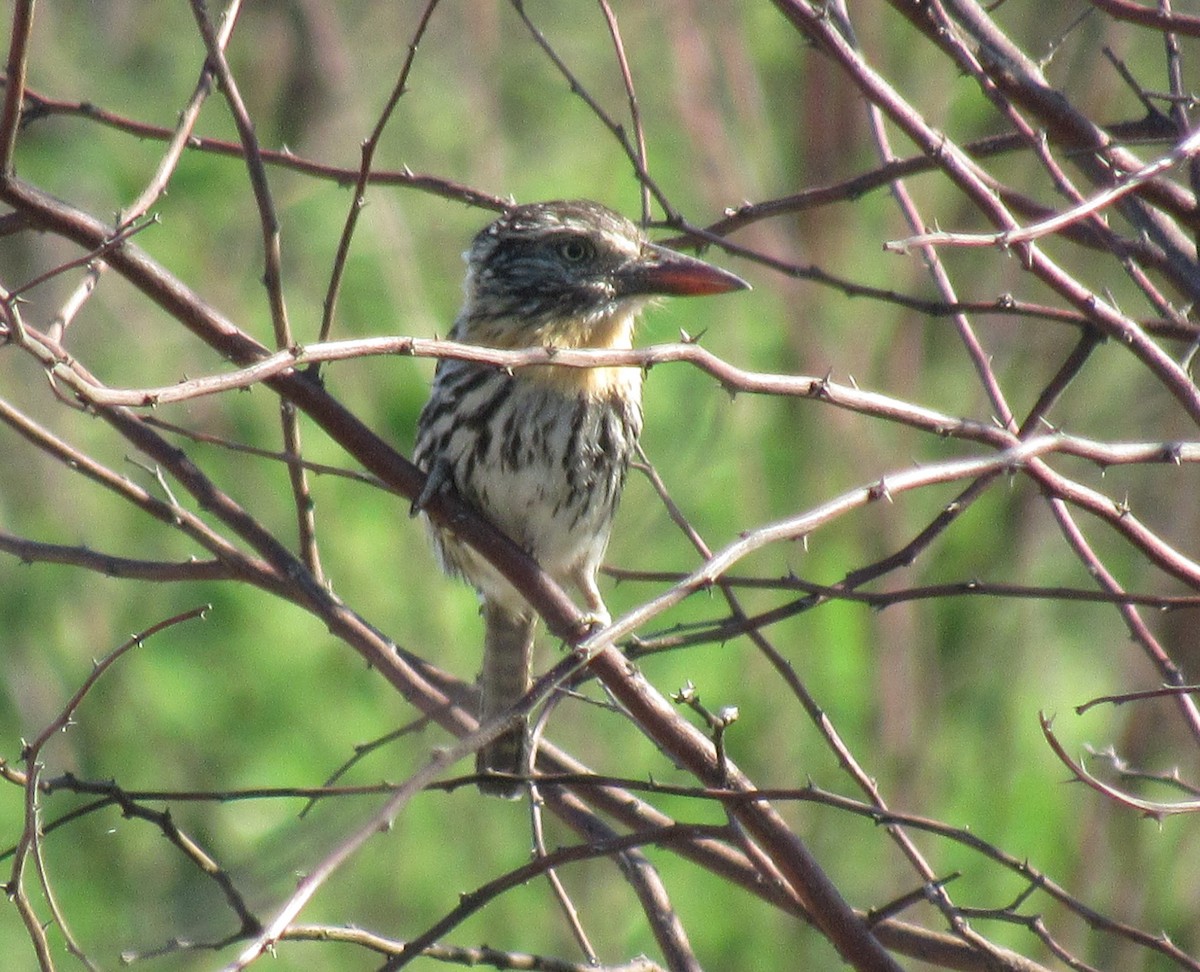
[[476, 601, 538, 798]]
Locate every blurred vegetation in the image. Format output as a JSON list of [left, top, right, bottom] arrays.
[[1, 1, 1199, 970]]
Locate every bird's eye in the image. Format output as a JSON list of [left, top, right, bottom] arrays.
[[558, 238, 594, 263]]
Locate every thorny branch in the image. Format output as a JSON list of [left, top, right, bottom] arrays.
[[2, 2, 1200, 971], [7, 607, 209, 972]]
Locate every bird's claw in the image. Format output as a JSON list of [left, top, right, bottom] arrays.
[[580, 609, 611, 631], [410, 458, 451, 517]]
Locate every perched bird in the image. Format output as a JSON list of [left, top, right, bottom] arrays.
[[413, 200, 747, 796]]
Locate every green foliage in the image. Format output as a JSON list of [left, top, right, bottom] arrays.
[[2, 2, 1200, 971]]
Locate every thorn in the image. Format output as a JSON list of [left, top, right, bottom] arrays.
[[672, 680, 697, 705]]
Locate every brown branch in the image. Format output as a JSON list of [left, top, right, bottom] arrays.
[[888, 126, 1200, 252], [549, 774, 1196, 970], [770, 0, 1200, 761], [608, 568, 1200, 616], [188, 0, 290, 350], [510, 0, 675, 220], [9, 215, 154, 301], [319, 0, 442, 344], [24, 304, 1200, 616], [1077, 684, 1200, 714], [928, 0, 1200, 296], [777, 0, 1200, 425], [1083, 744, 1200, 798], [120, 0, 240, 222], [188, 1, 326, 585], [379, 824, 731, 971], [1040, 714, 1200, 817], [597, 0, 650, 223], [528, 788, 601, 966], [1042, 490, 1200, 744], [0, 394, 286, 593], [6, 7, 1200, 963], [98, 781, 263, 948], [0, 532, 236, 583], [13, 80, 506, 209], [1085, 0, 1200, 37], [141, 414, 386, 490], [282, 926, 666, 972], [38, 333, 1200, 466], [0, 1, 33, 173], [8, 607, 209, 971]]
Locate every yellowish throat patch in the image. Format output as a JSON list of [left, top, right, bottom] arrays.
[[467, 301, 647, 397]]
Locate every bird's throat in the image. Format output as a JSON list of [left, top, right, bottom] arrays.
[[470, 304, 644, 397]]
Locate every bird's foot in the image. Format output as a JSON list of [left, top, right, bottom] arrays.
[[579, 608, 611, 630], [410, 457, 451, 517]]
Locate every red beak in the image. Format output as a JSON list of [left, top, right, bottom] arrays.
[[619, 243, 749, 298]]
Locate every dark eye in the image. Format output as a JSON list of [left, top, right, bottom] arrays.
[[558, 238, 594, 263]]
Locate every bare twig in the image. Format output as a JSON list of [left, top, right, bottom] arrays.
[[1040, 713, 1200, 817], [9, 606, 209, 971], [886, 125, 1200, 253], [0, 1, 34, 173], [189, 0, 325, 584], [377, 824, 727, 972], [319, 0, 443, 344], [1085, 0, 1200, 37], [510, 0, 675, 220]]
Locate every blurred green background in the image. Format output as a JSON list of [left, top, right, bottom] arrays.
[[1, 2, 1199, 969]]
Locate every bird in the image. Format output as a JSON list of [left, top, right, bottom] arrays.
[[412, 199, 747, 797]]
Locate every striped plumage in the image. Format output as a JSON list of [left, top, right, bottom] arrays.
[[413, 200, 747, 796]]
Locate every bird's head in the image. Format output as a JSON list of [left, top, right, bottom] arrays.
[[457, 200, 748, 351]]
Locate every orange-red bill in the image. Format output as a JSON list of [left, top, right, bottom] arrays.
[[621, 243, 749, 297]]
